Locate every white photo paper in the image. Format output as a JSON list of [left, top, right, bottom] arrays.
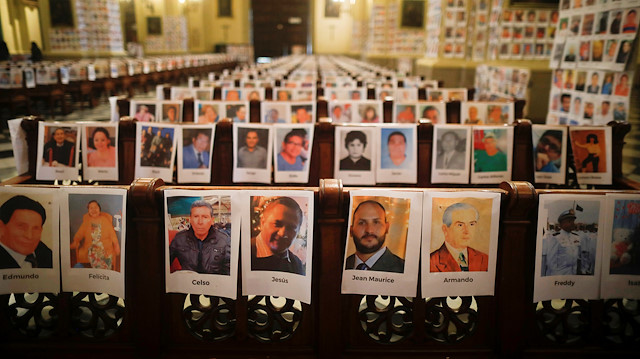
[[532, 125, 568, 185], [233, 123, 273, 184], [601, 194, 640, 299], [376, 125, 418, 184], [134, 122, 177, 183], [60, 187, 127, 298], [164, 189, 240, 299], [36, 122, 81, 181], [273, 124, 314, 184], [241, 190, 314, 304], [82, 124, 119, 181], [569, 126, 612, 185], [470, 125, 514, 184], [422, 191, 501, 298], [431, 125, 471, 184], [130, 100, 158, 122], [341, 190, 423, 297], [533, 194, 605, 302], [0, 187, 60, 295], [334, 125, 377, 186], [177, 125, 215, 183]]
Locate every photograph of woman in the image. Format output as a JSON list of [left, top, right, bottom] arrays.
[[86, 127, 116, 168], [70, 199, 120, 271], [360, 105, 380, 123]]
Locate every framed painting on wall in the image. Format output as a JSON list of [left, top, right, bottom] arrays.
[[147, 17, 162, 35], [219, 0, 232, 17], [401, 0, 425, 29], [50, 0, 74, 28], [325, 0, 340, 18]]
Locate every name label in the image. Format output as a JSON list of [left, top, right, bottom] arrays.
[[629, 280, 640, 286], [554, 280, 575, 287], [3, 273, 39, 280], [55, 169, 64, 173], [192, 279, 210, 285], [192, 171, 205, 175], [351, 274, 395, 283], [391, 171, 402, 175], [152, 169, 160, 174], [476, 173, 506, 179], [444, 277, 473, 283], [97, 170, 108, 173], [246, 171, 256, 175], [89, 273, 109, 280], [272, 277, 288, 283]]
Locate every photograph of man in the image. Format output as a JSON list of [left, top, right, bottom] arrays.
[[331, 104, 351, 123], [0, 195, 52, 269], [465, 105, 484, 125], [435, 130, 466, 170], [381, 129, 411, 169], [292, 105, 313, 123], [541, 206, 597, 276], [486, 105, 507, 124], [264, 108, 285, 123], [474, 130, 507, 172], [573, 132, 603, 173], [534, 129, 563, 173], [560, 93, 571, 113], [421, 105, 440, 123], [182, 129, 211, 169], [345, 200, 405, 273], [169, 200, 230, 275], [70, 199, 120, 270], [339, 130, 371, 171], [395, 105, 416, 123], [225, 89, 241, 101], [622, 9, 637, 33], [587, 72, 600, 94], [237, 128, 268, 169], [616, 40, 632, 65], [251, 197, 306, 275], [430, 202, 488, 272], [42, 127, 76, 167], [140, 126, 174, 167], [610, 10, 622, 34], [277, 129, 307, 171], [228, 104, 247, 123]]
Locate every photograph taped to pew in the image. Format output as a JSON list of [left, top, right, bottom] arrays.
[[233, 123, 273, 184], [341, 190, 422, 297], [36, 122, 81, 181], [329, 100, 354, 123], [569, 126, 612, 185], [164, 190, 239, 298], [194, 100, 223, 123], [393, 103, 418, 123], [135, 122, 177, 183], [334, 125, 377, 186], [533, 194, 605, 302], [177, 124, 215, 183], [158, 100, 183, 124], [82, 124, 118, 181], [352, 100, 384, 123], [0, 187, 60, 295], [59, 187, 126, 298], [422, 191, 501, 298], [130, 100, 158, 122], [245, 87, 265, 101], [241, 191, 314, 304], [261, 102, 291, 124], [471, 126, 513, 184], [170, 86, 196, 101], [601, 193, 640, 300], [273, 124, 314, 183], [290, 102, 315, 123], [418, 101, 446, 124], [8, 118, 29, 176], [431, 125, 471, 184], [224, 101, 250, 123], [222, 87, 243, 101], [376, 125, 418, 184], [532, 125, 568, 185]]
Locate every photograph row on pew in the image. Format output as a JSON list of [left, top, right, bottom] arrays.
[[1, 179, 638, 357], [0, 184, 637, 305], [21, 119, 619, 187]]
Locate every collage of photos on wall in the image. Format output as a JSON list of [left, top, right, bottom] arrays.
[[442, 0, 468, 58], [498, 7, 557, 60], [474, 65, 531, 100], [547, 0, 638, 125]]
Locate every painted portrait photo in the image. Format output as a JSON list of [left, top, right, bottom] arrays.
[[429, 197, 493, 272]]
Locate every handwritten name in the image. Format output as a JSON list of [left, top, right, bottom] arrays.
[[3, 273, 39, 280], [89, 273, 109, 280], [444, 277, 473, 283], [272, 277, 288, 283], [554, 280, 575, 287]]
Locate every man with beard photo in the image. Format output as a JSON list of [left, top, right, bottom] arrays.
[[344, 200, 405, 273]]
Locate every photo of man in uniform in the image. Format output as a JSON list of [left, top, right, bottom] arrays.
[[251, 197, 306, 275], [430, 202, 488, 272], [541, 207, 597, 276], [169, 200, 231, 275], [345, 200, 405, 273], [0, 195, 52, 269]]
